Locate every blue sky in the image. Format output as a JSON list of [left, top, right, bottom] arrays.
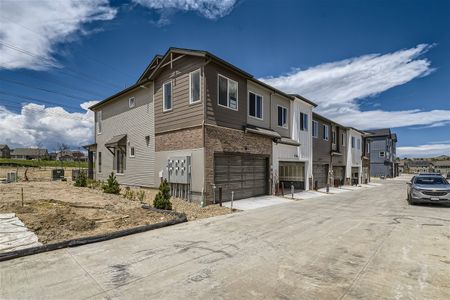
[[0, 0, 449, 157]]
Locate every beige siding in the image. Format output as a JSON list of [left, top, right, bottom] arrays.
[[154, 56, 206, 133], [246, 80, 271, 129], [271, 94, 291, 138], [204, 62, 247, 130], [94, 85, 156, 187]]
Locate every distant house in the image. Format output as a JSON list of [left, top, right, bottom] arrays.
[[406, 160, 431, 174], [0, 144, 11, 158], [56, 150, 87, 162], [366, 128, 398, 178], [10, 148, 49, 160], [432, 160, 450, 175]]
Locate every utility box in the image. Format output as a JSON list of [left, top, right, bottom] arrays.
[[7, 171, 17, 183], [52, 169, 65, 180], [166, 156, 191, 184]]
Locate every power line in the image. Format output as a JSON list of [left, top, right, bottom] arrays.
[[0, 41, 123, 89], [0, 77, 94, 101], [0, 15, 136, 78], [0, 91, 87, 111]]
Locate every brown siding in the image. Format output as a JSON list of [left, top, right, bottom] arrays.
[[154, 55, 206, 133], [332, 125, 347, 166], [204, 62, 247, 130], [313, 116, 332, 164]]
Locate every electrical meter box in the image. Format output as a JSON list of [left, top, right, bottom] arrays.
[[166, 156, 191, 184]]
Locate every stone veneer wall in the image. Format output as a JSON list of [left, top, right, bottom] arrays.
[[155, 126, 203, 152], [204, 124, 272, 204]]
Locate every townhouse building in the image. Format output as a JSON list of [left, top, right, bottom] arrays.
[[366, 128, 398, 178], [346, 128, 364, 185], [87, 48, 317, 204]]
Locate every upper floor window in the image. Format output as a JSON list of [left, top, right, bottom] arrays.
[[332, 130, 337, 144], [189, 69, 201, 104], [357, 138, 361, 150], [300, 112, 308, 131], [129, 97, 135, 108], [367, 142, 370, 153], [218, 74, 238, 110], [312, 121, 318, 138], [342, 133, 346, 146], [277, 106, 288, 128], [351, 136, 355, 148], [163, 81, 172, 111], [323, 124, 329, 140], [96, 110, 102, 134], [248, 91, 263, 119], [379, 151, 385, 158]]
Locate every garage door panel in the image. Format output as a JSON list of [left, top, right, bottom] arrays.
[[214, 154, 268, 201], [313, 164, 328, 189]]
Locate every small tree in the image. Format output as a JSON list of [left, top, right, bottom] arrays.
[[74, 170, 87, 187], [103, 172, 121, 194], [153, 179, 172, 210]]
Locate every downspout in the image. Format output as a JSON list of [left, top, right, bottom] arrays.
[[202, 58, 211, 206]]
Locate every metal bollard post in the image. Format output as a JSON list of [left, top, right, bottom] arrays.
[[218, 187, 222, 207], [212, 184, 216, 204], [231, 191, 234, 211], [291, 184, 294, 199]]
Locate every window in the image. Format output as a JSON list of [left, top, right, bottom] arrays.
[[342, 133, 346, 146], [98, 152, 102, 173], [312, 121, 318, 138], [130, 146, 135, 157], [300, 112, 308, 131], [96, 110, 102, 134], [367, 142, 370, 153], [248, 92, 263, 119], [145, 135, 150, 147], [277, 106, 288, 128], [357, 138, 361, 150], [163, 81, 172, 111], [351, 136, 355, 148], [116, 149, 126, 174], [189, 69, 201, 104], [332, 131, 336, 144], [379, 151, 385, 158], [129, 97, 135, 108], [218, 74, 238, 110], [323, 125, 329, 140]]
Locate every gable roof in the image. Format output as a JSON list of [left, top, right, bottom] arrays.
[[432, 160, 450, 167], [136, 54, 163, 83], [0, 144, 9, 150], [366, 128, 391, 137], [288, 94, 318, 107]]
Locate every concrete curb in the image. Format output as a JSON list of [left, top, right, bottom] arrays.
[[0, 206, 187, 262]]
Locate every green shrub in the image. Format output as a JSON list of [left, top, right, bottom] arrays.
[[136, 190, 146, 203], [73, 170, 87, 187], [102, 172, 121, 194], [123, 186, 136, 200], [87, 179, 102, 189], [153, 179, 172, 210]]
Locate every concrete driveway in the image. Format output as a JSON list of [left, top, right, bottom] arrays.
[[222, 195, 292, 210], [1, 178, 449, 299]]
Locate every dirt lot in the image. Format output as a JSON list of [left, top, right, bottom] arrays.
[[0, 166, 78, 182], [0, 170, 230, 244]]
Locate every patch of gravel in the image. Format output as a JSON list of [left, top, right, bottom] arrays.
[[170, 198, 232, 221]]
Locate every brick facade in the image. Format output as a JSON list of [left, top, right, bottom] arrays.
[[155, 126, 203, 152], [203, 124, 272, 203]]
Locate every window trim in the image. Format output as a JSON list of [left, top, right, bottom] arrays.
[[357, 138, 361, 150], [300, 112, 308, 131], [128, 141, 135, 158], [342, 133, 346, 147], [189, 69, 201, 104], [351, 136, 355, 149], [128, 97, 136, 108], [217, 74, 239, 111], [96, 110, 102, 134], [312, 121, 318, 138], [277, 105, 288, 129], [248, 91, 263, 120], [162, 80, 172, 112], [323, 124, 329, 141]]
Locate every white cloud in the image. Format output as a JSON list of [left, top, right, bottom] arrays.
[[0, 0, 117, 70], [133, 0, 236, 25], [397, 143, 450, 158], [0, 102, 97, 150], [261, 44, 450, 129]]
